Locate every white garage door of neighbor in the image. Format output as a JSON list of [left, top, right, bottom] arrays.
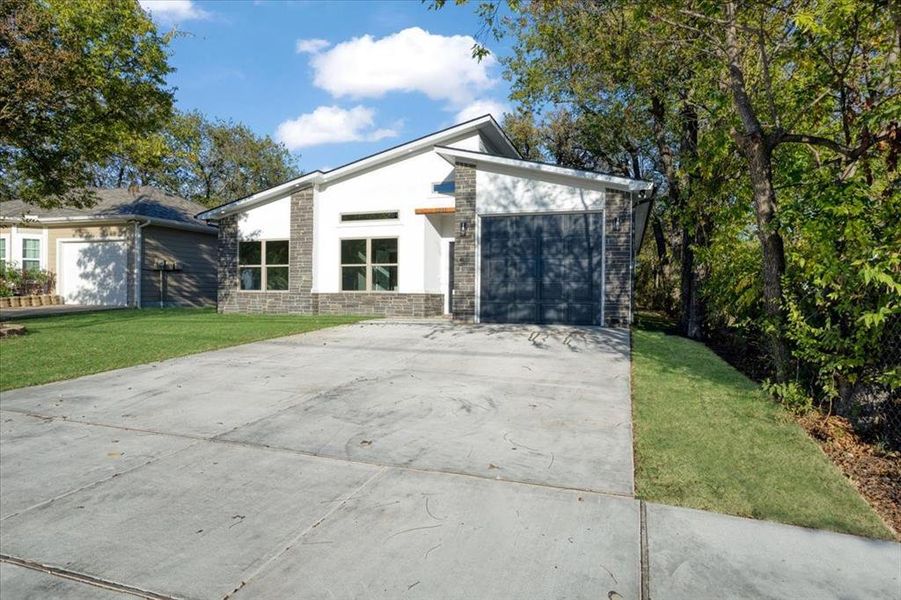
[[59, 240, 129, 306]]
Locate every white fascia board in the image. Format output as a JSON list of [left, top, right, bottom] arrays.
[[196, 115, 520, 221], [435, 146, 655, 192], [0, 214, 217, 234], [196, 172, 323, 221]]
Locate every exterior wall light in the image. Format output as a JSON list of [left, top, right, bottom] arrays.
[[459, 220, 469, 237]]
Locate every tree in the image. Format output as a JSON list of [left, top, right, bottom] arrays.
[[94, 110, 301, 208], [0, 0, 173, 208], [440, 0, 899, 380]]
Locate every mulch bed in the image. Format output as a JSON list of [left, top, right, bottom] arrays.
[[798, 412, 901, 539]]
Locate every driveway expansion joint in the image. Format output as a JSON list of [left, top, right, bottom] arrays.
[[0, 555, 179, 600], [0, 407, 637, 501]]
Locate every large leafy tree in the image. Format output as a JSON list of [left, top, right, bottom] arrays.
[[0, 0, 174, 208], [95, 110, 301, 208]]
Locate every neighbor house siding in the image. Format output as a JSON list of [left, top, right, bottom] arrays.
[[141, 226, 217, 307]]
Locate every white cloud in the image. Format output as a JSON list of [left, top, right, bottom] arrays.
[[139, 0, 208, 23], [295, 38, 330, 54], [309, 27, 496, 106], [455, 98, 509, 123], [275, 105, 398, 150]]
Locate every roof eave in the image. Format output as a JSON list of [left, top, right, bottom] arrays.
[[435, 146, 654, 192], [0, 214, 216, 234]]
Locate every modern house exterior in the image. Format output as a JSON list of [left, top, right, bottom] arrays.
[[0, 187, 218, 308], [197, 115, 653, 326]]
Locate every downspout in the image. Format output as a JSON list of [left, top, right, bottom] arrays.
[[133, 219, 151, 309]]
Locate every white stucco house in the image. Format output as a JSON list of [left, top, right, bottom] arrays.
[[197, 115, 652, 326]]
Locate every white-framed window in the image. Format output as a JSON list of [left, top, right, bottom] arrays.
[[22, 238, 41, 272], [340, 238, 398, 292], [0, 237, 7, 264], [238, 240, 289, 291]]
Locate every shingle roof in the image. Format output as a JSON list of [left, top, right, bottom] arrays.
[[0, 187, 212, 228]]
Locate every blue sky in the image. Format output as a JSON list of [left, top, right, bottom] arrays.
[[139, 0, 514, 171]]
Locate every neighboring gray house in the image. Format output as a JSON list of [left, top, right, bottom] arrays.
[[1, 187, 218, 308], [197, 115, 653, 326]]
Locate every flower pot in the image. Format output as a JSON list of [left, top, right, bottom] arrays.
[[22, 296, 34, 307], [40, 294, 52, 306], [9, 296, 21, 307]]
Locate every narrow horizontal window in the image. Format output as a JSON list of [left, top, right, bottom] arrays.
[[341, 211, 399, 222], [432, 181, 455, 194]]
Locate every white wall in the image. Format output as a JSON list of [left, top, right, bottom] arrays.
[[476, 167, 606, 215], [312, 135, 473, 294], [236, 196, 291, 240], [4, 226, 48, 270]]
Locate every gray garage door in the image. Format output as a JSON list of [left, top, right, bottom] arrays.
[[480, 212, 604, 325]]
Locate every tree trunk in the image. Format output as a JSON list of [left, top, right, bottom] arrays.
[[725, 1, 790, 380], [651, 97, 704, 339], [677, 100, 705, 339], [743, 136, 791, 379]]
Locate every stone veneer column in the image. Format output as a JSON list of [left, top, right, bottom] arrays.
[[217, 215, 238, 312], [604, 189, 633, 326], [452, 162, 477, 321], [289, 187, 314, 312]]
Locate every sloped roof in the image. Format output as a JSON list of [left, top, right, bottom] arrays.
[[197, 114, 520, 221], [0, 187, 212, 229]]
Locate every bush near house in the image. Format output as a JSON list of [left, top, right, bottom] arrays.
[[0, 262, 55, 297]]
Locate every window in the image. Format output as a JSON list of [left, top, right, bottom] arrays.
[[238, 240, 289, 291], [0, 238, 6, 264], [22, 239, 40, 272], [341, 211, 399, 222], [341, 238, 398, 292], [432, 181, 455, 195]]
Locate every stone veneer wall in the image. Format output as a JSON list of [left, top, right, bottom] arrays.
[[217, 188, 314, 314], [452, 162, 477, 321], [314, 293, 444, 317], [603, 189, 633, 326], [218, 187, 443, 318]]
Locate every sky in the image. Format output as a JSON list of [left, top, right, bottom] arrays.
[[138, 0, 514, 171]]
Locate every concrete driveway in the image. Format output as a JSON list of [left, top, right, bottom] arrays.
[[1, 321, 898, 599]]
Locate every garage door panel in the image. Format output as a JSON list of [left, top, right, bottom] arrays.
[[480, 213, 604, 326], [60, 240, 128, 306]]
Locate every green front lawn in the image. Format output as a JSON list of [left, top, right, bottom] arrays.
[[0, 308, 365, 392], [632, 314, 892, 539]]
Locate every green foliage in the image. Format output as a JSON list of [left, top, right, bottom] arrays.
[[781, 168, 901, 397], [94, 110, 301, 208], [0, 261, 55, 296], [0, 0, 174, 208], [763, 380, 814, 414]]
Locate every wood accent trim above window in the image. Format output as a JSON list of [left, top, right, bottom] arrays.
[[414, 207, 455, 215]]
